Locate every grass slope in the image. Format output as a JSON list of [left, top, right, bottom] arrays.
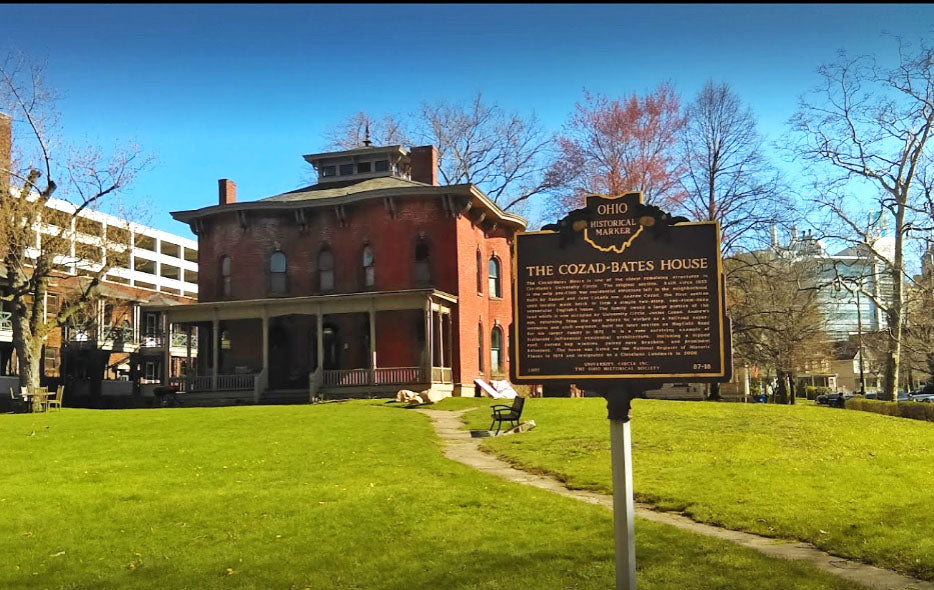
[[462, 398, 934, 581], [1, 403, 852, 589]]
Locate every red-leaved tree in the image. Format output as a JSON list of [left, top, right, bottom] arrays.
[[546, 83, 687, 215]]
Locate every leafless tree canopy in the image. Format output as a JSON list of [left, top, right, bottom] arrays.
[[790, 37, 934, 399], [321, 94, 555, 214], [0, 50, 151, 388], [680, 81, 788, 256], [324, 111, 410, 150], [545, 84, 687, 216], [728, 249, 831, 402]]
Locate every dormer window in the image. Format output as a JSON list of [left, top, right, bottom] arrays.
[[339, 164, 354, 176], [374, 160, 389, 172], [321, 166, 337, 178], [357, 162, 372, 174]]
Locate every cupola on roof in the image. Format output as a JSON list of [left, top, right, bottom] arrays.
[[303, 144, 411, 184]]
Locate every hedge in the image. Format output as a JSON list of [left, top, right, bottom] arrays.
[[845, 397, 934, 423]]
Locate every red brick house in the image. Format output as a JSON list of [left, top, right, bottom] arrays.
[[156, 143, 525, 402]]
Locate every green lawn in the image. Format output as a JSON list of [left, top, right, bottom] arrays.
[[462, 397, 934, 581], [0, 403, 854, 589]]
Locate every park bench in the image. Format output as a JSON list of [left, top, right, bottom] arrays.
[[490, 396, 525, 434]]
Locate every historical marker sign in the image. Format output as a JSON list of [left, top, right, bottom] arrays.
[[512, 192, 729, 382]]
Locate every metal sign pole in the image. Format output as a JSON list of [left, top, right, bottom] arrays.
[[606, 392, 636, 590]]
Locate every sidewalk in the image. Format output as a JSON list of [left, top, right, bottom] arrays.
[[418, 408, 934, 590]]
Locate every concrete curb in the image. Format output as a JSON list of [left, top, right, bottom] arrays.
[[418, 408, 934, 590]]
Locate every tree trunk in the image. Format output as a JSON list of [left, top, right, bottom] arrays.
[[882, 216, 906, 402], [775, 371, 789, 404]]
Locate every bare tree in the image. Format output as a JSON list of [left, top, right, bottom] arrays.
[[321, 94, 555, 214], [790, 38, 934, 400], [324, 111, 410, 150], [546, 84, 687, 216], [680, 81, 788, 256], [728, 249, 832, 404], [0, 51, 151, 389]]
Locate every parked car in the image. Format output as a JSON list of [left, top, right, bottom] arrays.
[[816, 392, 856, 408], [909, 393, 934, 403]]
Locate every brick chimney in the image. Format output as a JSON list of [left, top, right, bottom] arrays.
[[0, 112, 10, 193], [218, 178, 236, 205], [409, 145, 438, 186]]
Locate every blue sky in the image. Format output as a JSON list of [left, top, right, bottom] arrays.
[[3, 4, 933, 236]]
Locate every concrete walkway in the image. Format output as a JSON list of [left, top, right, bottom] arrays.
[[418, 408, 934, 590]]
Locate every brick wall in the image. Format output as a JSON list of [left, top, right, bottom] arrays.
[[194, 190, 520, 396], [453, 214, 516, 393], [198, 196, 460, 301]]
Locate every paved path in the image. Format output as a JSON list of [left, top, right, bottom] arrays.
[[418, 408, 934, 590]]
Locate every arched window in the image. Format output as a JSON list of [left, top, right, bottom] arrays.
[[318, 247, 334, 291], [488, 256, 501, 298], [478, 322, 484, 372], [490, 325, 503, 375], [269, 251, 287, 295], [220, 256, 232, 297], [476, 249, 483, 294], [414, 239, 430, 286], [362, 245, 375, 288]]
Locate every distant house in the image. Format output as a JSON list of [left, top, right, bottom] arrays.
[[829, 338, 883, 395], [151, 143, 525, 404]]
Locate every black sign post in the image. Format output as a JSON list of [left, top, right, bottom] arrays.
[[511, 192, 731, 590]]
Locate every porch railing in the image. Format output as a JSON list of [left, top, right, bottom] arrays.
[[140, 332, 198, 349], [216, 373, 255, 391], [374, 367, 425, 384], [323, 369, 371, 387], [431, 367, 453, 384], [321, 367, 433, 387], [170, 373, 254, 393], [103, 325, 135, 344]]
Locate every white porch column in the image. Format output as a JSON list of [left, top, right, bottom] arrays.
[[369, 302, 377, 383], [162, 314, 170, 385], [436, 310, 444, 368], [212, 317, 219, 390], [444, 312, 453, 373], [185, 324, 193, 379], [424, 299, 433, 382], [262, 309, 269, 379], [316, 305, 324, 372]]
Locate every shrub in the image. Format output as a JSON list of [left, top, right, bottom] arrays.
[[845, 398, 934, 422]]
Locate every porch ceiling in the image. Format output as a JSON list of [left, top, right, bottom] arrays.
[[150, 288, 457, 323]]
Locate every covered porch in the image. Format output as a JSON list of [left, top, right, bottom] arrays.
[[149, 289, 457, 403]]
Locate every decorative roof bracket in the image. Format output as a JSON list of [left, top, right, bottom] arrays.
[[294, 209, 307, 231]]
